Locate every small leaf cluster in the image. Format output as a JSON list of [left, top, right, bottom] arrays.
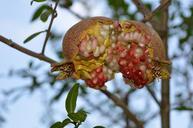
[[50, 83, 105, 128], [24, 0, 55, 43], [31, 0, 54, 22], [50, 83, 86, 128]]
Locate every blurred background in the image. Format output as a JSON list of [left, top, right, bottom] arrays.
[[0, 0, 193, 128]]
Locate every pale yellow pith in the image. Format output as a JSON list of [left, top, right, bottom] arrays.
[[61, 21, 170, 83], [72, 22, 111, 80]]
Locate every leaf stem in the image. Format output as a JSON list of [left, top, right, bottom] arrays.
[[74, 122, 80, 128]]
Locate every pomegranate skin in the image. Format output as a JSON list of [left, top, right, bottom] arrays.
[[52, 17, 170, 89], [63, 17, 113, 60]]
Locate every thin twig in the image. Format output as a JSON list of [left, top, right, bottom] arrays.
[[146, 86, 160, 107], [100, 89, 144, 128], [142, 0, 171, 22], [132, 0, 170, 24], [66, 8, 85, 19], [131, 0, 156, 25], [41, 0, 60, 55], [144, 111, 159, 123], [132, 0, 151, 17], [123, 91, 130, 128], [0, 35, 57, 64]]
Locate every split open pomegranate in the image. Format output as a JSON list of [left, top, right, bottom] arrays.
[[51, 17, 170, 89]]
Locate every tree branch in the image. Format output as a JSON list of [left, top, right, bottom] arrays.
[[66, 8, 85, 19], [100, 89, 144, 128], [41, 0, 60, 55], [142, 0, 171, 22], [132, 1, 171, 127], [144, 111, 159, 123], [146, 86, 160, 107], [132, 0, 151, 17], [132, 0, 170, 23], [160, 0, 171, 128], [123, 91, 129, 128], [131, 0, 158, 28], [0, 35, 57, 64]]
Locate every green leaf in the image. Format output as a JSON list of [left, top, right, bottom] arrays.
[[65, 83, 79, 114], [23, 30, 46, 43], [31, 5, 52, 21], [62, 118, 72, 127], [50, 31, 63, 41], [93, 126, 106, 128], [50, 122, 63, 128], [33, 0, 46, 2], [31, 0, 47, 5], [40, 10, 52, 22], [107, 0, 128, 18], [50, 119, 71, 128], [68, 110, 87, 122], [174, 106, 193, 111], [60, 0, 73, 8]]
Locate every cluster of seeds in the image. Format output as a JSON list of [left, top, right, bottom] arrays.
[[58, 17, 170, 89], [79, 36, 106, 58], [85, 66, 107, 88], [117, 43, 151, 88], [76, 21, 156, 89]]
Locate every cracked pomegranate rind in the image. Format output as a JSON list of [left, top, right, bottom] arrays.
[[51, 17, 171, 89]]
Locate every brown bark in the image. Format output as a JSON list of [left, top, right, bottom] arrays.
[[100, 90, 144, 128], [0, 35, 57, 64], [160, 0, 171, 128]]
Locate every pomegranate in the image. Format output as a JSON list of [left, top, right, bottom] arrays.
[[51, 17, 170, 89]]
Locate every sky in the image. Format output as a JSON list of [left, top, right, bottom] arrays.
[[0, 1, 113, 128], [0, 1, 54, 128], [0, 0, 192, 128], [0, 0, 72, 128]]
